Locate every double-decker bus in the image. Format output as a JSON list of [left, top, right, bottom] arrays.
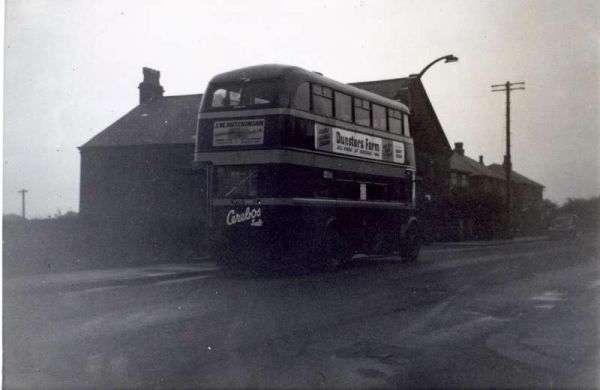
[[194, 64, 421, 269]]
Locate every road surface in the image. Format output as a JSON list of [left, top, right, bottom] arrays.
[[4, 236, 599, 388]]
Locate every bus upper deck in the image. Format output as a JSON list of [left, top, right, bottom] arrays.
[[195, 64, 414, 168]]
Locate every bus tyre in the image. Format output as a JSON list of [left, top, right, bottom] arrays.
[[400, 225, 421, 263], [322, 228, 349, 271]]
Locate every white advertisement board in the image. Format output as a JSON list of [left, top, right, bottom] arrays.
[[213, 119, 265, 146], [315, 124, 382, 161], [382, 140, 405, 164]]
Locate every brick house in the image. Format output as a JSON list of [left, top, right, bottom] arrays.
[[79, 68, 204, 249], [449, 142, 544, 239]]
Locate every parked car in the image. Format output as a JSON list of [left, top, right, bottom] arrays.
[[548, 214, 579, 239]]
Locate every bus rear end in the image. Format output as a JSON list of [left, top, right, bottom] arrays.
[[195, 65, 421, 268]]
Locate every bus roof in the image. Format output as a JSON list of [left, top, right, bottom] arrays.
[[209, 64, 410, 113]]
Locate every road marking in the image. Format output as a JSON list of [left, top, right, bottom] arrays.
[[154, 275, 213, 286], [530, 291, 565, 302], [535, 304, 554, 310]]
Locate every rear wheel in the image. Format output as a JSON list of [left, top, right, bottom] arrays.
[[400, 225, 421, 263]]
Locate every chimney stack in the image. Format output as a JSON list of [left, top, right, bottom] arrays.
[[454, 142, 464, 156], [138, 67, 164, 104], [503, 155, 512, 171], [479, 155, 484, 165]]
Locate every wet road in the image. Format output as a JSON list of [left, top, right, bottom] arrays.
[[4, 237, 599, 389]]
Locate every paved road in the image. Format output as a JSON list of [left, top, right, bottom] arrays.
[[4, 237, 599, 389]]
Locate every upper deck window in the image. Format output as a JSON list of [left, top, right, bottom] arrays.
[[354, 98, 371, 127], [206, 80, 277, 111], [403, 114, 410, 136], [372, 104, 387, 131], [389, 109, 403, 134], [334, 91, 352, 122], [293, 82, 310, 111], [312, 84, 333, 117]]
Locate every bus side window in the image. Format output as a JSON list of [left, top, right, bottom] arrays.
[[372, 104, 387, 131], [368, 183, 388, 201], [402, 113, 410, 136], [312, 84, 333, 117], [293, 82, 310, 111], [334, 91, 352, 122], [354, 98, 371, 127], [389, 109, 402, 134]]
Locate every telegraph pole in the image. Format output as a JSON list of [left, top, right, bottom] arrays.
[[491, 81, 525, 237], [18, 189, 28, 219]]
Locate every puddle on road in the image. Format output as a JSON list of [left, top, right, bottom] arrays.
[[154, 275, 212, 285], [530, 291, 565, 302]]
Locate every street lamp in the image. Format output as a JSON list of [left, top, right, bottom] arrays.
[[411, 54, 459, 79]]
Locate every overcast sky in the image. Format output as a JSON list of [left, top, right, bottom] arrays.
[[4, 0, 599, 217]]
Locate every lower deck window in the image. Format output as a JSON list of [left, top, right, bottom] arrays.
[[281, 166, 410, 202], [214, 164, 412, 203]]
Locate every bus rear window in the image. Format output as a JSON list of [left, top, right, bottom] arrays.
[[207, 80, 278, 110], [215, 166, 258, 198]]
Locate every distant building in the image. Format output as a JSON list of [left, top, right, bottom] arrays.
[[450, 142, 505, 194], [487, 162, 544, 235], [448, 142, 544, 239], [79, 68, 204, 247]]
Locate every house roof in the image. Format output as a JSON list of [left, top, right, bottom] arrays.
[[349, 77, 414, 101], [450, 152, 505, 180], [81, 94, 202, 148], [487, 164, 545, 188]]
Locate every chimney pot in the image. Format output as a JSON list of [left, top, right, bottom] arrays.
[[454, 142, 464, 156], [479, 155, 484, 165], [138, 67, 164, 104]]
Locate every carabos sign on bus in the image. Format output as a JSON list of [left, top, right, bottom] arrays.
[[226, 207, 263, 227], [315, 124, 404, 163]]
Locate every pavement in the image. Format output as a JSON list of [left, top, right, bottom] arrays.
[[4, 261, 221, 294], [5, 236, 550, 291], [427, 235, 549, 247]]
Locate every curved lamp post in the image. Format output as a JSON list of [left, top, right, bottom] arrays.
[[411, 54, 458, 79]]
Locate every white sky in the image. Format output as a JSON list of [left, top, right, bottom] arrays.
[[4, 0, 599, 217]]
